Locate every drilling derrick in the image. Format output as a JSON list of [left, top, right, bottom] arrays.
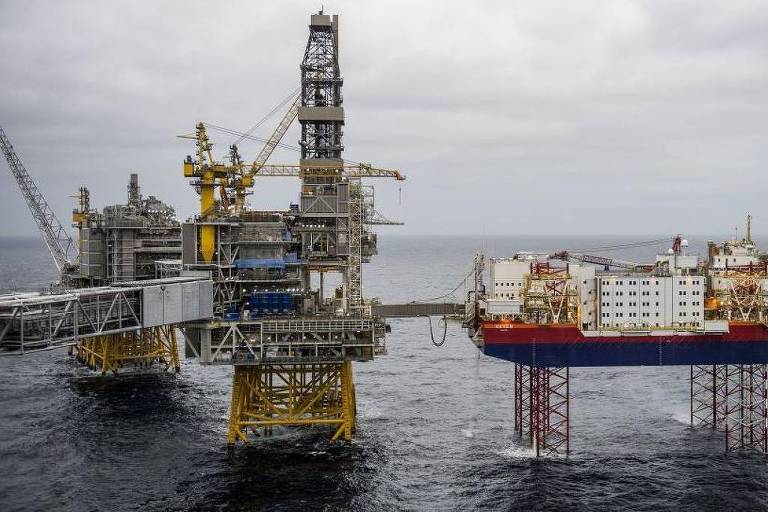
[[296, 12, 362, 314], [180, 12, 403, 445]]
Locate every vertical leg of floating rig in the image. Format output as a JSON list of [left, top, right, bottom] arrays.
[[690, 365, 726, 429], [721, 364, 768, 453], [514, 364, 532, 442], [226, 362, 357, 446], [515, 365, 570, 456]]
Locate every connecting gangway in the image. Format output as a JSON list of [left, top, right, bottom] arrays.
[[0, 277, 213, 353]]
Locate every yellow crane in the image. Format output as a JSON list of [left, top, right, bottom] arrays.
[[182, 92, 405, 263], [181, 122, 229, 263]]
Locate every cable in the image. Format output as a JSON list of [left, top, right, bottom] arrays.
[[561, 237, 674, 253], [410, 267, 475, 303], [205, 122, 372, 168], [426, 315, 448, 346], [232, 88, 300, 146], [205, 123, 300, 153]]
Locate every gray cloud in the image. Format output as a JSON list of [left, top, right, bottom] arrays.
[[0, 0, 766, 239]]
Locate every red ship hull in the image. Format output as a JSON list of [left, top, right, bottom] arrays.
[[479, 321, 768, 367]]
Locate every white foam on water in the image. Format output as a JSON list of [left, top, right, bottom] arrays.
[[498, 444, 536, 459], [671, 410, 692, 425]]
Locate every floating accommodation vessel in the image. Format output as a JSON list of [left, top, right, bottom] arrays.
[[465, 226, 768, 455]]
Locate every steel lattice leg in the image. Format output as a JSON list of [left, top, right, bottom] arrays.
[[691, 365, 725, 429], [514, 364, 532, 442], [514, 364, 570, 456], [722, 364, 768, 453], [694, 364, 768, 454]]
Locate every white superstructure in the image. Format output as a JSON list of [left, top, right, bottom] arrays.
[[597, 275, 704, 329]]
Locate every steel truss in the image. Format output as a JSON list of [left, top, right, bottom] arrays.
[[347, 178, 363, 313], [187, 318, 380, 364], [226, 360, 356, 445], [0, 288, 142, 352], [0, 125, 76, 273], [514, 364, 570, 456], [690, 365, 726, 429], [300, 16, 342, 161], [690, 364, 768, 453], [522, 263, 578, 324], [72, 325, 180, 375]]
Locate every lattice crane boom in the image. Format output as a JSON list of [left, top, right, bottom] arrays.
[[0, 125, 76, 273], [248, 94, 300, 176], [255, 163, 406, 181], [550, 251, 651, 271]]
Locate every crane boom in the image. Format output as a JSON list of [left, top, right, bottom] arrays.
[[550, 251, 651, 271], [0, 126, 76, 273], [248, 94, 300, 176], [256, 163, 406, 181]]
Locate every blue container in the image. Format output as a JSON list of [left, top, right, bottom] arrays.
[[249, 292, 294, 315]]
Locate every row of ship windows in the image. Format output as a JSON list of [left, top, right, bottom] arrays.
[[603, 312, 659, 318], [603, 291, 660, 296], [601, 280, 701, 286], [602, 301, 701, 307], [601, 311, 701, 318], [495, 282, 521, 287], [600, 322, 702, 327], [602, 301, 658, 307], [603, 290, 702, 297]]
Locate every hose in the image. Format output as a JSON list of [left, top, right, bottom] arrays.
[[426, 315, 448, 347]]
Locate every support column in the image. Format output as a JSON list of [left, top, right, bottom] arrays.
[[73, 325, 180, 375], [226, 361, 357, 446], [723, 364, 768, 453], [514, 363, 532, 443], [691, 365, 725, 429], [514, 364, 570, 456], [691, 364, 768, 453]]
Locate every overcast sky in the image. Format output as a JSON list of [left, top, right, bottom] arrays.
[[1, 0, 766, 238]]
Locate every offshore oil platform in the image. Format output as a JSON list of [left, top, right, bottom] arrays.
[[465, 227, 768, 456], [0, 11, 412, 444], [1, 11, 767, 458]]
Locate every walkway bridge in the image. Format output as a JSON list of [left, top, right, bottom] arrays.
[[0, 277, 214, 375]]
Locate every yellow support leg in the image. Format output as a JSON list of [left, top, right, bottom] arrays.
[[71, 326, 181, 376], [227, 366, 250, 446], [226, 362, 358, 446]]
